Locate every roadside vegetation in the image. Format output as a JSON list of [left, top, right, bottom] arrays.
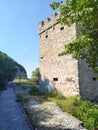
[[0, 51, 18, 88], [28, 85, 98, 130]]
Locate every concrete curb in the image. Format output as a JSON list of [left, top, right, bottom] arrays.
[[13, 86, 34, 130], [19, 102, 34, 130]]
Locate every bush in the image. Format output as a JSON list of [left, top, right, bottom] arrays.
[[29, 86, 45, 95], [31, 68, 40, 85], [45, 93, 98, 130], [73, 100, 98, 130], [45, 91, 66, 99]]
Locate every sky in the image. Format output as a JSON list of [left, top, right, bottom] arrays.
[[0, 0, 59, 78]]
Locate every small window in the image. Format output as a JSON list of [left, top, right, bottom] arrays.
[[93, 77, 96, 81], [40, 56, 43, 59], [53, 78, 58, 81], [45, 35, 48, 38], [60, 26, 64, 31]]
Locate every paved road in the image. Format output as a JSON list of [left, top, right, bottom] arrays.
[[0, 86, 31, 130]]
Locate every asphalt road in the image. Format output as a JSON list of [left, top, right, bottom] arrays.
[[0, 86, 31, 130]]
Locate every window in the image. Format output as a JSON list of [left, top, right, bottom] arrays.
[[53, 78, 58, 81], [93, 77, 96, 81], [45, 35, 48, 38], [60, 26, 64, 31], [40, 56, 43, 59]]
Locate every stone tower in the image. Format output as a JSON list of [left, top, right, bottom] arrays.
[[38, 13, 98, 101]]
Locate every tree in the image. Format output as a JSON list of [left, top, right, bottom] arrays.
[[31, 68, 40, 85], [0, 51, 18, 87], [50, 0, 98, 73]]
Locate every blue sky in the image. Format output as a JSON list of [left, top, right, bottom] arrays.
[[0, 0, 59, 78]]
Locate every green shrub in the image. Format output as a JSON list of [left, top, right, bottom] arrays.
[[29, 86, 45, 95], [16, 94, 23, 102], [73, 100, 98, 130], [45, 91, 66, 99]]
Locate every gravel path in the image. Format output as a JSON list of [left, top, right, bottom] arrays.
[[0, 86, 32, 130]]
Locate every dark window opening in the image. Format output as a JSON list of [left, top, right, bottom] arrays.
[[60, 26, 64, 31], [45, 35, 48, 38], [93, 77, 96, 81], [40, 56, 43, 59], [53, 78, 58, 81]]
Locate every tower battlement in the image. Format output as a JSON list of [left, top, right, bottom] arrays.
[[38, 13, 58, 34]]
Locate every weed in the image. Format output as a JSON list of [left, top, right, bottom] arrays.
[[16, 94, 23, 102], [22, 86, 27, 90], [29, 86, 45, 96], [73, 100, 98, 130]]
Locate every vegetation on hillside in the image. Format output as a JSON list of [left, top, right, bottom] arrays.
[[51, 0, 98, 73], [0, 51, 18, 87], [14, 68, 40, 85], [0, 51, 27, 88]]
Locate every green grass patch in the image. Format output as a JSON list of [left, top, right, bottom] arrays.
[[73, 100, 98, 130], [29, 86, 45, 96]]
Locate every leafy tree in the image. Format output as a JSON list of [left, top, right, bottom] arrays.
[[50, 0, 98, 73], [0, 51, 18, 87], [31, 68, 40, 85]]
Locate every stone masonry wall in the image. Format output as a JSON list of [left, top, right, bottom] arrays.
[[38, 13, 79, 97], [38, 13, 98, 101]]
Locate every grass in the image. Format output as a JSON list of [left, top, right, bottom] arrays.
[[28, 86, 98, 130], [16, 94, 29, 103], [29, 85, 45, 96]]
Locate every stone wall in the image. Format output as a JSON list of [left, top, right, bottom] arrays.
[[38, 13, 98, 101], [78, 59, 98, 101]]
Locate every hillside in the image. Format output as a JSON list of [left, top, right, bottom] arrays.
[[0, 51, 27, 87]]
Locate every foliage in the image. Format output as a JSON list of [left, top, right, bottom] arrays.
[[31, 68, 40, 85], [50, 0, 98, 73], [29, 86, 45, 95], [73, 100, 98, 130], [45, 90, 66, 100], [16, 94, 23, 102], [0, 51, 18, 87]]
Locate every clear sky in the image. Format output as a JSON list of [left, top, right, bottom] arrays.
[[0, 0, 59, 78]]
